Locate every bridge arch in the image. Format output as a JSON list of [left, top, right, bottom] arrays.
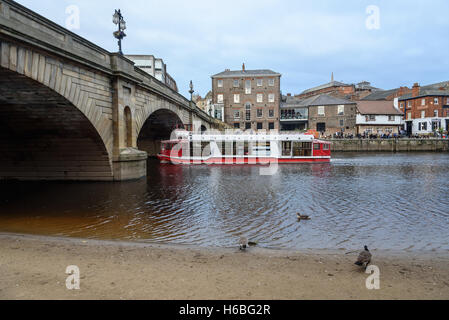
[[137, 108, 184, 157], [0, 42, 113, 181]]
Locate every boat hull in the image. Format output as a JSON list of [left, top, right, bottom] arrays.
[[157, 154, 331, 165]]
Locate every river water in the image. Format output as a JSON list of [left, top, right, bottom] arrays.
[[0, 153, 448, 252]]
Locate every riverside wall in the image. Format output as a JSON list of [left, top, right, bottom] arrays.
[[327, 139, 449, 152]]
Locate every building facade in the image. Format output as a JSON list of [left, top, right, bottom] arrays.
[[399, 83, 449, 136], [211, 65, 281, 131], [280, 95, 309, 131], [125, 55, 178, 92], [356, 101, 403, 135], [305, 94, 357, 136]]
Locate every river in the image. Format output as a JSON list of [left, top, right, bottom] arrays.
[[0, 153, 448, 252]]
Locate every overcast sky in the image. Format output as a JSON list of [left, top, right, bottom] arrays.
[[15, 0, 449, 98]]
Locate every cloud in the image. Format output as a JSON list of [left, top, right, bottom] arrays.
[[14, 0, 449, 96]]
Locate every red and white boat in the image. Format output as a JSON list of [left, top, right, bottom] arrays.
[[157, 131, 331, 165]]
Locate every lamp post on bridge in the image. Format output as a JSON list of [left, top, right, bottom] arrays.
[[112, 9, 127, 55], [189, 80, 195, 101]]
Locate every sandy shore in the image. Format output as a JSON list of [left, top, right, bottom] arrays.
[[0, 233, 448, 300]]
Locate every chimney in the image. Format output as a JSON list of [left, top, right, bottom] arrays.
[[398, 86, 408, 97], [412, 83, 420, 97], [242, 63, 246, 72], [287, 93, 291, 97], [331, 72, 334, 82]]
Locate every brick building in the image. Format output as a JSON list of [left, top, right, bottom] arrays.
[[211, 65, 281, 131], [304, 94, 357, 136], [399, 82, 449, 135]]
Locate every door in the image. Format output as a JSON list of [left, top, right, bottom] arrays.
[[406, 121, 412, 137]]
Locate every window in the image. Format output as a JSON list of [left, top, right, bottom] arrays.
[[269, 109, 275, 118], [234, 123, 240, 129], [233, 79, 239, 87], [245, 80, 251, 94], [318, 106, 325, 116], [447, 98, 449, 104], [245, 103, 251, 121], [257, 109, 263, 118], [257, 94, 263, 103], [234, 94, 240, 103], [257, 79, 263, 87], [268, 94, 275, 103], [268, 78, 275, 86], [434, 110, 438, 117], [408, 101, 412, 107], [217, 94, 224, 104], [400, 102, 404, 108], [421, 110, 426, 118], [388, 115, 395, 121], [293, 142, 312, 157], [257, 122, 263, 130], [366, 115, 376, 121], [317, 123, 326, 132], [340, 120, 344, 127], [407, 112, 412, 120], [269, 122, 275, 130], [434, 98, 439, 105], [217, 80, 223, 88], [245, 122, 251, 130], [419, 122, 427, 131], [338, 105, 345, 115], [421, 99, 426, 106], [234, 110, 240, 119]]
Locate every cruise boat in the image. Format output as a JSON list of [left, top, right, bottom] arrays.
[[157, 131, 331, 165]]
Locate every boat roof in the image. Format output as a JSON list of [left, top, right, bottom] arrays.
[[162, 131, 331, 144]]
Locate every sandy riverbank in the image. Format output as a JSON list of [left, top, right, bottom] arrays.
[[0, 233, 448, 300]]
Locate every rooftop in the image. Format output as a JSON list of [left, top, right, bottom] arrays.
[[361, 88, 400, 101], [300, 80, 351, 95], [399, 88, 449, 100], [357, 101, 403, 115], [282, 94, 355, 108], [212, 69, 281, 78]]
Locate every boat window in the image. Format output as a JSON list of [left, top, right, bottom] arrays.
[[218, 141, 234, 156], [293, 142, 312, 157], [201, 142, 211, 157], [323, 144, 330, 151], [314, 144, 321, 150], [253, 142, 271, 156], [282, 141, 292, 156]]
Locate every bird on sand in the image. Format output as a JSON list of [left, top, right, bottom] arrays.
[[239, 237, 249, 251], [297, 213, 311, 221], [354, 246, 372, 269]]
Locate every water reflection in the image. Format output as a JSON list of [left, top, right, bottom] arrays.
[[0, 154, 448, 251]]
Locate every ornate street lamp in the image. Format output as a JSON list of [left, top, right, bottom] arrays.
[[112, 9, 126, 55], [189, 80, 195, 101]]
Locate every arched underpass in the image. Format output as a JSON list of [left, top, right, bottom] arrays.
[[137, 109, 184, 158], [0, 67, 112, 181]]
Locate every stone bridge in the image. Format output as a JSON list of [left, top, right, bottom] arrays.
[[0, 0, 224, 181]]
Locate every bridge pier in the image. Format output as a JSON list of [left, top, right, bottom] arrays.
[[112, 148, 148, 181]]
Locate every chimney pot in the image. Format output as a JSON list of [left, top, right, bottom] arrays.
[[242, 63, 246, 72]]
